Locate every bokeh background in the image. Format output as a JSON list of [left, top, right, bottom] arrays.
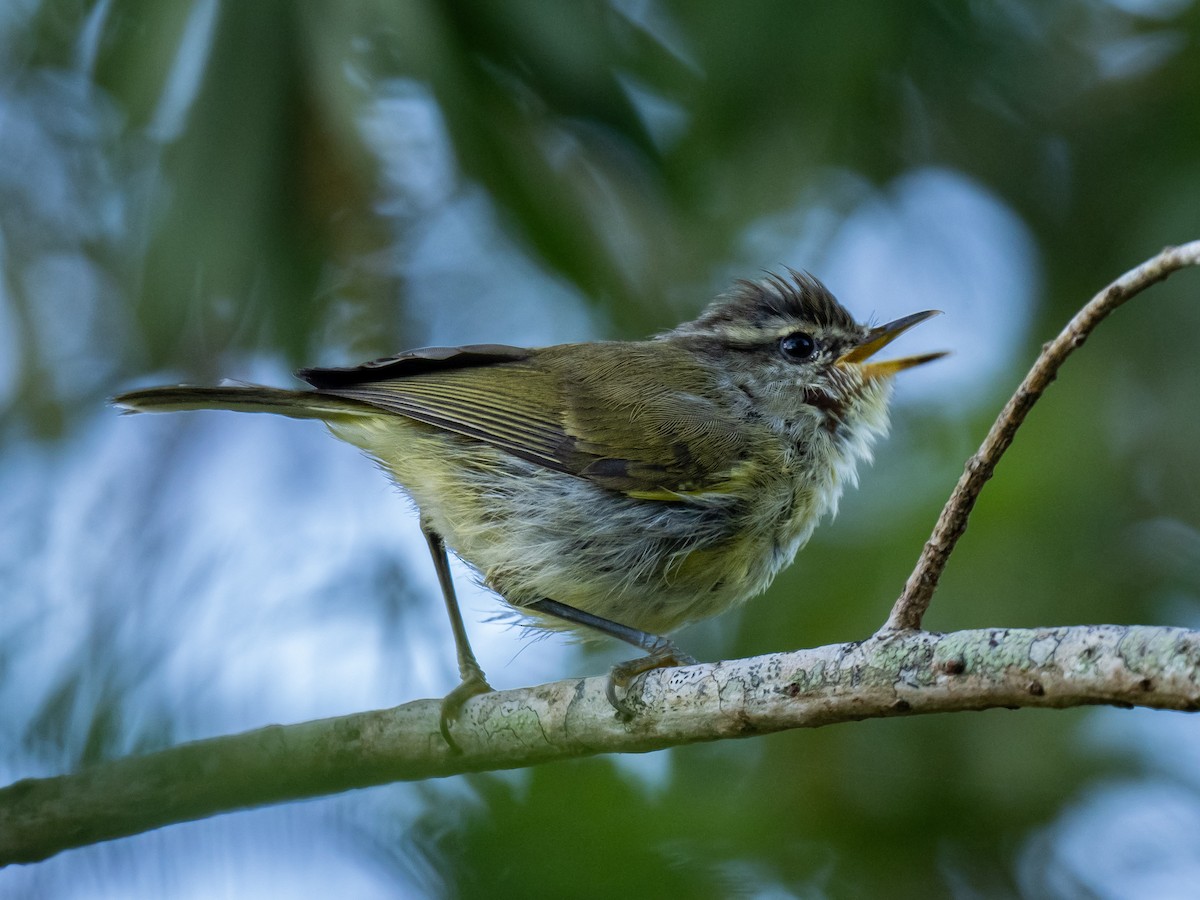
[[2, 1, 1200, 896]]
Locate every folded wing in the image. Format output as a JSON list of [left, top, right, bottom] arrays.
[[300, 343, 749, 501]]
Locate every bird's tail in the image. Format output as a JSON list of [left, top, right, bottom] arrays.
[[113, 385, 376, 421]]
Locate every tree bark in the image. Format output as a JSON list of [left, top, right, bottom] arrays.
[[3, 623, 1199, 866]]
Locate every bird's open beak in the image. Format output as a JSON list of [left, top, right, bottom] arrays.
[[837, 310, 948, 379]]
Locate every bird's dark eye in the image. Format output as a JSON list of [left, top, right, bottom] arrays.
[[779, 332, 817, 361]]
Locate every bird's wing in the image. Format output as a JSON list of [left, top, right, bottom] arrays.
[[301, 343, 749, 501], [298, 344, 534, 388]]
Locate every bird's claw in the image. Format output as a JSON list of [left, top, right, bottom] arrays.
[[439, 671, 494, 753], [605, 642, 698, 721]]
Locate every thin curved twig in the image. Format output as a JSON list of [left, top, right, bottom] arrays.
[[883, 241, 1200, 633]]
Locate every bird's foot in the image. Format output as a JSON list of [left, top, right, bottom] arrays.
[[606, 641, 698, 721], [439, 669, 494, 753]]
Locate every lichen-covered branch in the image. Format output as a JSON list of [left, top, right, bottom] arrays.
[[4, 623, 1200, 866], [884, 241, 1200, 631]]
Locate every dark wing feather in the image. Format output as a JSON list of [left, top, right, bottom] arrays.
[[297, 344, 533, 389]]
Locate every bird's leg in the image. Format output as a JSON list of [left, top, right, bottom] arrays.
[[422, 522, 493, 752], [526, 598, 697, 720]]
